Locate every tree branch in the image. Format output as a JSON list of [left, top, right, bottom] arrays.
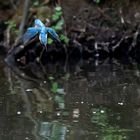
[[19, 0, 30, 36]]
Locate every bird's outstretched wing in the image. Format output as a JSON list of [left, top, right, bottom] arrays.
[[46, 27, 60, 42], [22, 27, 41, 44]]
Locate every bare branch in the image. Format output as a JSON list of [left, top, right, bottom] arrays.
[[19, 0, 30, 36]]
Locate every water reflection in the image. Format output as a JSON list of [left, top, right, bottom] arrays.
[[0, 57, 140, 140]]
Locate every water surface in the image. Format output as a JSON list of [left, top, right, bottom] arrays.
[[0, 57, 140, 140]]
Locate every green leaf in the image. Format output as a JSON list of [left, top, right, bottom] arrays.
[[55, 6, 62, 12], [48, 76, 54, 80], [55, 95, 65, 109], [62, 111, 69, 117], [57, 19, 64, 26], [60, 34, 69, 44], [54, 19, 64, 31], [58, 102, 65, 109], [56, 11, 62, 16], [55, 95, 64, 103], [56, 88, 65, 95], [33, 1, 39, 6], [5, 20, 16, 29], [51, 82, 58, 93], [95, 0, 100, 4], [48, 37, 53, 45], [52, 14, 60, 21]]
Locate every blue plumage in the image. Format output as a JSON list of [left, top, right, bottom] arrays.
[[46, 27, 59, 42], [39, 27, 48, 46], [22, 19, 60, 46], [34, 19, 45, 27]]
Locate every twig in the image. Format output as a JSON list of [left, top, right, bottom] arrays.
[[112, 37, 125, 51], [119, 8, 125, 25], [1, 26, 11, 50], [129, 28, 139, 52], [19, 0, 30, 36], [10, 0, 17, 10], [132, 30, 139, 47], [5, 27, 11, 48]]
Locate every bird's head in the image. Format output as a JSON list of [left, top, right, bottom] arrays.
[[34, 19, 45, 28]]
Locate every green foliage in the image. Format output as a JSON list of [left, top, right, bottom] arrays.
[[48, 76, 55, 80], [50, 6, 69, 45], [52, 6, 62, 21], [51, 122, 67, 140], [50, 81, 65, 95], [33, 0, 44, 7], [5, 20, 16, 29], [94, 0, 101, 4], [48, 37, 53, 45], [33, 1, 39, 7], [31, 4, 69, 45], [55, 6, 62, 12], [51, 6, 64, 31], [39, 122, 67, 140], [51, 82, 58, 93], [91, 107, 132, 140], [5, 20, 19, 35], [50, 81, 65, 109], [91, 108, 108, 127], [49, 76, 66, 110], [53, 19, 64, 31], [60, 34, 69, 44], [56, 88, 65, 95], [62, 111, 69, 117], [55, 95, 65, 109]]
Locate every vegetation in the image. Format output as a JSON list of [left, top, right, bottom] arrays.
[[91, 107, 132, 140], [49, 76, 65, 110], [49, 6, 69, 44], [1, 1, 140, 140]]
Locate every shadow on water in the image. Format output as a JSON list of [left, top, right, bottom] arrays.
[[1, 54, 140, 140]]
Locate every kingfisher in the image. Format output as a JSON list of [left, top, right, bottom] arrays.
[[22, 19, 60, 47]]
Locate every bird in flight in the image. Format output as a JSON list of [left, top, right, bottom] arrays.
[[22, 19, 60, 47]]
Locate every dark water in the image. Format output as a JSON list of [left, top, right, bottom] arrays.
[[0, 56, 140, 140]]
